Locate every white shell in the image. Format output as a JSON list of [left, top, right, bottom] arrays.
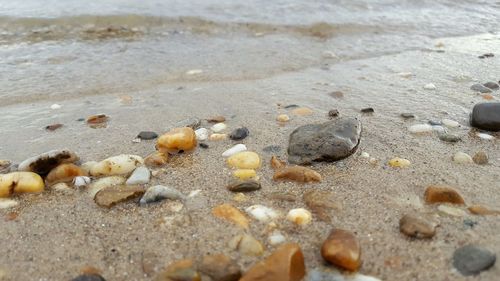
[[286, 208, 312, 225], [408, 124, 433, 134], [245, 205, 279, 222], [211, 123, 227, 133], [90, 154, 144, 176], [195, 128, 209, 141], [222, 144, 248, 157], [125, 167, 150, 185]]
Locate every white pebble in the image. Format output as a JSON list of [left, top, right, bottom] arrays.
[[73, 176, 91, 188], [50, 104, 61, 110], [186, 69, 203, 75], [322, 51, 338, 59], [360, 152, 370, 158], [477, 133, 495, 140], [90, 154, 144, 177], [195, 128, 209, 141], [0, 198, 18, 209], [397, 72, 413, 78], [432, 125, 446, 133], [453, 152, 473, 164], [222, 144, 247, 157], [423, 83, 436, 90], [211, 123, 227, 133], [286, 208, 312, 225], [409, 124, 433, 134], [245, 205, 279, 222], [442, 119, 459, 128], [438, 205, 466, 217], [268, 231, 286, 245], [126, 166, 150, 185]]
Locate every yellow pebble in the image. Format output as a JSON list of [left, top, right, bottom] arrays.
[[277, 114, 290, 122], [388, 157, 411, 168], [0, 172, 45, 197], [233, 169, 257, 180], [227, 152, 261, 169], [209, 133, 227, 141], [157, 127, 197, 153]]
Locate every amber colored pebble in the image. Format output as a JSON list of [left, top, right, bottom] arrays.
[[212, 204, 249, 229], [321, 229, 362, 271], [157, 127, 197, 154], [399, 214, 437, 239], [270, 156, 286, 170], [206, 115, 226, 123], [424, 185, 465, 204], [86, 114, 109, 124], [94, 185, 144, 208], [45, 123, 63, 131], [80, 266, 102, 275], [273, 166, 321, 183], [468, 205, 500, 215], [291, 107, 313, 116], [46, 163, 84, 185], [482, 94, 494, 100], [154, 259, 201, 281], [144, 152, 169, 167]]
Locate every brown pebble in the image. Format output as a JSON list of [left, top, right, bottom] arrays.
[[45, 163, 84, 186], [291, 107, 313, 116], [468, 205, 500, 215], [303, 190, 341, 222], [273, 166, 321, 183], [321, 229, 361, 271], [472, 151, 488, 165], [207, 115, 226, 123], [270, 156, 286, 170], [399, 214, 437, 239], [45, 123, 63, 131], [198, 254, 241, 281], [80, 266, 101, 275], [144, 152, 169, 167], [424, 185, 465, 204], [155, 259, 200, 281], [94, 185, 144, 208], [87, 114, 109, 124], [240, 243, 305, 281], [212, 204, 249, 229]]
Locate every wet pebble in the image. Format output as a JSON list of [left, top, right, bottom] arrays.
[[222, 144, 247, 157], [87, 114, 109, 128], [273, 166, 321, 183], [286, 208, 312, 226], [126, 167, 150, 185], [45, 163, 84, 186], [0, 172, 45, 197], [470, 83, 492, 93], [212, 204, 249, 229], [424, 185, 465, 204], [483, 81, 499, 90], [90, 154, 144, 176], [94, 185, 144, 208], [472, 151, 488, 165], [137, 131, 158, 140], [399, 214, 437, 239], [157, 127, 197, 153], [321, 229, 361, 271], [453, 245, 496, 276], [470, 102, 500, 131], [245, 205, 280, 222], [140, 185, 184, 205], [227, 179, 261, 192], [453, 152, 473, 164], [226, 151, 261, 169], [229, 127, 249, 140], [277, 114, 290, 122]]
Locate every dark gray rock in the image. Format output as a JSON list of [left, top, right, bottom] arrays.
[[470, 103, 500, 131], [137, 131, 158, 140], [288, 118, 361, 165], [400, 113, 415, 119], [229, 127, 249, 141], [328, 109, 339, 118], [361, 107, 374, 113], [453, 245, 496, 276], [484, 82, 499, 90], [71, 274, 106, 281], [199, 143, 209, 149], [471, 84, 492, 93]]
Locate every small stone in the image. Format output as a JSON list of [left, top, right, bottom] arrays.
[[478, 53, 494, 58], [288, 118, 361, 164], [222, 144, 247, 157], [195, 128, 209, 141], [140, 185, 184, 205], [321, 229, 361, 271], [423, 83, 436, 90], [0, 172, 45, 197], [137, 131, 158, 140], [94, 185, 144, 208], [472, 151, 488, 165], [0, 199, 19, 209], [286, 208, 312, 225], [198, 254, 242, 281], [432, 125, 446, 134], [155, 259, 201, 281], [470, 103, 500, 131], [174, 117, 201, 129], [87, 176, 126, 198], [398, 72, 413, 78], [468, 205, 500, 215], [470, 84, 492, 93], [424, 185, 465, 204], [240, 243, 305, 281], [277, 114, 290, 122], [232, 169, 257, 180], [328, 109, 339, 118], [453, 152, 473, 164], [270, 156, 286, 170], [157, 127, 197, 154], [227, 179, 261, 192], [71, 274, 106, 281], [483, 82, 499, 90], [90, 154, 144, 176], [292, 107, 313, 116], [230, 234, 265, 256], [207, 115, 226, 123], [45, 123, 63, 131], [18, 149, 79, 175], [209, 133, 227, 141], [428, 120, 442, 126], [273, 166, 321, 183], [439, 133, 461, 143], [442, 119, 459, 127], [199, 143, 209, 149], [50, 104, 61, 110], [304, 190, 341, 222], [229, 127, 249, 140], [126, 167, 150, 185], [482, 94, 494, 100], [226, 151, 261, 169], [360, 152, 370, 158], [388, 157, 411, 168], [86, 114, 109, 126], [268, 231, 286, 246], [360, 108, 374, 113], [399, 214, 437, 239], [400, 113, 415, 119], [476, 133, 495, 140], [211, 123, 227, 133], [453, 245, 496, 276], [212, 204, 249, 229], [437, 205, 466, 217], [144, 152, 168, 167], [408, 124, 433, 134], [245, 205, 280, 222]]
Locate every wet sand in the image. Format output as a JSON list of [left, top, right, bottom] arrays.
[[1, 32, 499, 280]]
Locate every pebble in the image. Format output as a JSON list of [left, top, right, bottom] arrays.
[[137, 131, 158, 140], [400, 113, 415, 119], [277, 114, 290, 122], [286, 208, 312, 225], [199, 142, 209, 149], [472, 151, 488, 165], [273, 166, 322, 183], [470, 83, 492, 93], [0, 172, 45, 197], [155, 259, 200, 281], [470, 103, 500, 131], [157, 127, 197, 153], [292, 107, 313, 116], [86, 114, 109, 128], [226, 151, 261, 169], [71, 274, 106, 281], [408, 124, 433, 134], [194, 128, 209, 141], [222, 144, 247, 157], [270, 156, 286, 170], [206, 115, 226, 123], [388, 157, 411, 168], [140, 185, 184, 205], [144, 152, 168, 167], [18, 149, 79, 175], [438, 205, 466, 217], [304, 190, 341, 222], [245, 205, 280, 222], [90, 154, 144, 176], [227, 179, 261, 192], [307, 270, 381, 281], [360, 152, 370, 158], [453, 245, 496, 276], [45, 163, 84, 186], [186, 69, 203, 75], [268, 231, 286, 246], [321, 229, 361, 271], [476, 133, 495, 140], [198, 254, 242, 281], [232, 169, 257, 180], [211, 122, 227, 133], [483, 81, 499, 90], [439, 133, 461, 143], [174, 117, 201, 130], [360, 107, 374, 113], [428, 120, 442, 126], [45, 123, 63, 131], [50, 104, 61, 110], [399, 214, 437, 239], [423, 83, 436, 90], [240, 243, 305, 281], [453, 152, 473, 164], [0, 198, 19, 209], [229, 234, 265, 256], [94, 185, 144, 208], [229, 127, 249, 140], [288, 118, 361, 164], [482, 94, 494, 100], [424, 185, 465, 204], [442, 119, 459, 127], [126, 167, 150, 185], [212, 204, 249, 229], [478, 53, 494, 58], [329, 91, 344, 99], [468, 205, 500, 215], [209, 133, 227, 141]]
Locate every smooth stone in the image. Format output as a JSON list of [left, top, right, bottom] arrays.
[[226, 151, 261, 169], [424, 185, 465, 204], [94, 185, 144, 208], [245, 205, 280, 222], [0, 172, 44, 197], [73, 176, 91, 188], [206, 115, 226, 123], [126, 167, 150, 185], [399, 214, 437, 239], [408, 124, 432, 134], [360, 108, 374, 113], [453, 152, 473, 164], [157, 127, 197, 153], [137, 131, 158, 140], [470, 103, 500, 131], [400, 113, 415, 119], [140, 185, 184, 205], [476, 132, 495, 140], [292, 107, 313, 116], [212, 204, 249, 229], [453, 245, 496, 276], [468, 205, 500, 215], [227, 179, 261, 192], [388, 157, 411, 168], [307, 269, 381, 281], [222, 144, 247, 157], [470, 83, 492, 93], [268, 231, 286, 246], [198, 254, 242, 281], [484, 82, 499, 90], [0, 198, 19, 209], [438, 205, 466, 217], [304, 190, 342, 222], [47, 163, 84, 185], [174, 117, 201, 129], [428, 120, 442, 126], [86, 114, 109, 124], [211, 123, 227, 133], [423, 83, 436, 90], [232, 169, 257, 180], [18, 149, 79, 175], [144, 152, 168, 167], [194, 128, 209, 141], [472, 151, 488, 165], [229, 127, 249, 140], [442, 119, 460, 127], [87, 176, 126, 198], [229, 234, 265, 256], [71, 274, 106, 281], [328, 109, 339, 118], [288, 118, 361, 164], [209, 133, 227, 141], [240, 243, 305, 281], [286, 208, 312, 226], [277, 114, 290, 122], [90, 155, 144, 176], [321, 229, 361, 271], [439, 133, 461, 143]]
